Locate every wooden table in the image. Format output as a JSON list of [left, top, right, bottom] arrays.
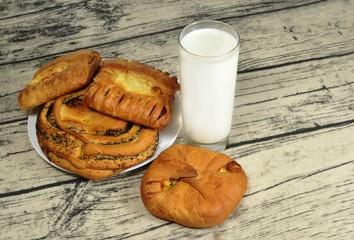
[[1, 0, 354, 239]]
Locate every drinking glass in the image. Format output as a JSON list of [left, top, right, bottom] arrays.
[[178, 20, 240, 151]]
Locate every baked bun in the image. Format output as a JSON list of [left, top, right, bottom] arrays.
[[18, 49, 101, 110], [83, 58, 179, 129], [36, 90, 158, 180], [140, 144, 247, 228]]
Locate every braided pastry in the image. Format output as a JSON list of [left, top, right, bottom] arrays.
[[83, 59, 179, 129]]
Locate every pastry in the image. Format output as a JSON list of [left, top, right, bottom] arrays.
[[83, 58, 179, 129], [18, 49, 101, 110], [140, 144, 247, 228], [36, 90, 158, 180]]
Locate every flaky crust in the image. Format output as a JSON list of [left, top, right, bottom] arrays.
[[36, 90, 158, 180], [140, 144, 247, 228], [83, 58, 179, 129], [18, 49, 102, 110]]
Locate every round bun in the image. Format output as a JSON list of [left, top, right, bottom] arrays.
[[83, 58, 179, 129], [140, 144, 247, 228]]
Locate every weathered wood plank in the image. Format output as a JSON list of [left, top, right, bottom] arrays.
[[238, 0, 354, 72], [1, 0, 353, 125], [0, 0, 79, 19], [0, 0, 325, 64], [225, 122, 354, 239], [1, 121, 353, 239], [230, 52, 354, 146]]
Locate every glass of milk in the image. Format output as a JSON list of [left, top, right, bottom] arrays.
[[178, 20, 240, 151]]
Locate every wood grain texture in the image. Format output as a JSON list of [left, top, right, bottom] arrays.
[[1, 0, 354, 239], [0, 0, 325, 64], [1, 122, 353, 239]]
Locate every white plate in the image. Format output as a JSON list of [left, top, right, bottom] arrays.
[[28, 94, 182, 175]]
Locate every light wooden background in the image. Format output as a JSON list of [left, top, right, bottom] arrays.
[[1, 0, 354, 239]]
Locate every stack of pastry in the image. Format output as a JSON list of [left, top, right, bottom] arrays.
[[18, 50, 179, 179]]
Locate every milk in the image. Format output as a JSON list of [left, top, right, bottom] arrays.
[[179, 27, 239, 144]]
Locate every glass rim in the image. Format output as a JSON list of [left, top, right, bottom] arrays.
[[178, 20, 240, 58]]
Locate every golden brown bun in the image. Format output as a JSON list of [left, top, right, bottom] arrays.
[[140, 144, 247, 228], [18, 49, 101, 110], [36, 90, 158, 180], [83, 58, 180, 129]]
